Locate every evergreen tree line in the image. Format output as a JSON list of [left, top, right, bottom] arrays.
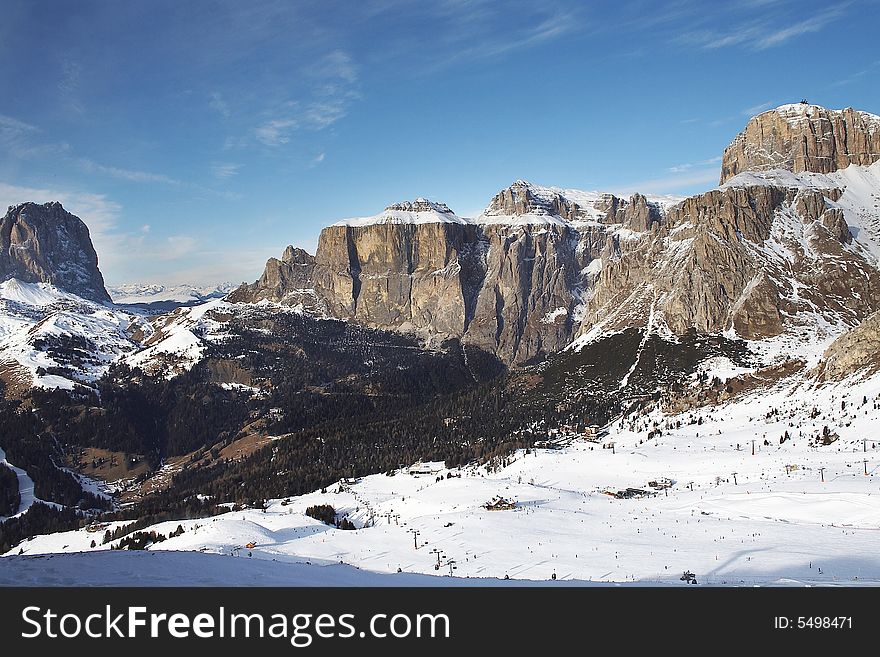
[[0, 400, 110, 511], [112, 530, 167, 551], [150, 374, 621, 506], [0, 464, 20, 517], [0, 503, 82, 554]]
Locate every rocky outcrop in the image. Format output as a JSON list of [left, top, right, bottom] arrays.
[[580, 182, 880, 341], [462, 223, 580, 363], [815, 310, 880, 380], [0, 201, 110, 302], [485, 180, 586, 221], [227, 245, 315, 305], [720, 104, 880, 183], [236, 171, 880, 364]]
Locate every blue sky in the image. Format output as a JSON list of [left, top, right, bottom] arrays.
[[1, 0, 878, 286]]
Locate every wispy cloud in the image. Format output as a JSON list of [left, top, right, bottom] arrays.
[[0, 113, 47, 157], [255, 118, 299, 146], [309, 50, 358, 84], [667, 156, 721, 174], [418, 7, 581, 73], [832, 59, 880, 87], [160, 235, 198, 260], [741, 101, 777, 116], [737, 0, 790, 6], [755, 12, 837, 49], [0, 180, 124, 264], [0, 181, 120, 232], [77, 158, 180, 185], [211, 162, 241, 179], [209, 91, 231, 118], [149, 245, 283, 287], [0, 114, 39, 136], [59, 58, 84, 115], [677, 3, 849, 51], [252, 50, 360, 148], [1, 113, 183, 187], [0, 179, 214, 282]]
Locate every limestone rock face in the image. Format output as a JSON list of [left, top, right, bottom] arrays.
[[720, 104, 880, 183], [485, 180, 586, 221], [227, 245, 316, 305], [311, 221, 480, 336], [815, 311, 880, 380], [462, 223, 580, 364], [232, 187, 678, 364], [580, 181, 880, 343], [0, 201, 110, 302]]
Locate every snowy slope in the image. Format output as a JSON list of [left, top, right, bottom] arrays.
[[14, 366, 880, 586], [722, 160, 880, 266], [0, 279, 149, 390], [0, 279, 241, 389], [332, 199, 470, 227], [771, 103, 880, 131], [0, 446, 36, 520], [0, 550, 684, 586], [123, 299, 233, 377], [331, 188, 683, 228]]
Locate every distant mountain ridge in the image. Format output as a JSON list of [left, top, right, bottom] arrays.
[[108, 282, 238, 305]]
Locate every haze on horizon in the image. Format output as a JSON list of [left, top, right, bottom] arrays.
[[0, 0, 878, 286]]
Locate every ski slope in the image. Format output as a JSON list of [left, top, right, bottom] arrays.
[[10, 368, 880, 586], [0, 446, 35, 520]]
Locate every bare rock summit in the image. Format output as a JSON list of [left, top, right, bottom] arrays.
[[1, 201, 110, 302]]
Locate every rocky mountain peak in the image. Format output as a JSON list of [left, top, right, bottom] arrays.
[[0, 201, 110, 303], [384, 199, 455, 214], [282, 245, 316, 265], [484, 180, 584, 221], [720, 103, 880, 184]]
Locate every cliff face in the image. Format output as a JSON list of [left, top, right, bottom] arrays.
[[235, 173, 880, 364], [815, 310, 880, 380], [462, 222, 580, 363], [311, 221, 480, 336], [232, 190, 676, 364], [0, 201, 110, 302], [720, 104, 880, 184]]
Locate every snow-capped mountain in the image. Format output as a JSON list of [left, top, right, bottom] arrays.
[[331, 198, 471, 226], [721, 103, 880, 182], [0, 279, 147, 393], [3, 103, 880, 391], [108, 282, 238, 306]]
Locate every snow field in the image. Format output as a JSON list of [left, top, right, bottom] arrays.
[[12, 369, 880, 586]]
